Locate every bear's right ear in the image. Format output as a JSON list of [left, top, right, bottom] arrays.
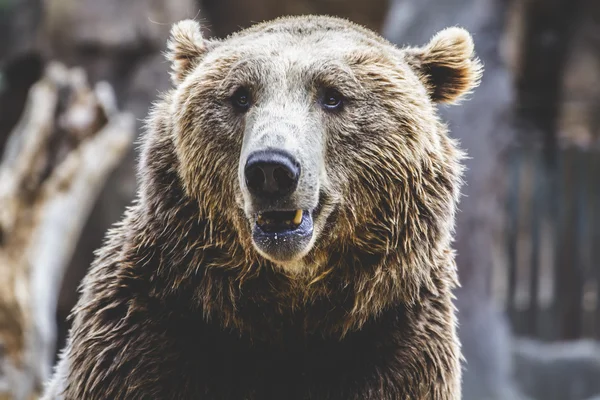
[[404, 27, 483, 104], [166, 20, 208, 85]]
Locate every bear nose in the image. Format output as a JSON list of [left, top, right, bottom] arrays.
[[245, 149, 301, 199]]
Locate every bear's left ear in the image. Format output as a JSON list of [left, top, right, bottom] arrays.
[[166, 20, 209, 85], [405, 27, 483, 104]]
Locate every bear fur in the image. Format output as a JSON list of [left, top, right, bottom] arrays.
[[43, 16, 482, 400]]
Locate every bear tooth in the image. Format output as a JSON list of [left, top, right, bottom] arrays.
[[293, 209, 303, 225]]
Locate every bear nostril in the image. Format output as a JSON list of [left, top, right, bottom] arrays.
[[274, 166, 296, 191], [246, 166, 267, 194], [244, 150, 300, 199]]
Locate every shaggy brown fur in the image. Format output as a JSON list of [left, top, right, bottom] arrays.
[[43, 16, 481, 400]]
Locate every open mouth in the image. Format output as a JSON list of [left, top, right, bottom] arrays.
[[254, 209, 313, 236], [256, 209, 304, 232], [251, 209, 314, 261]]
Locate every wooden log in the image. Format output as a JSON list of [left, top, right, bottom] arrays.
[[0, 62, 134, 399]]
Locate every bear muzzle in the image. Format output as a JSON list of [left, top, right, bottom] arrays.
[[241, 149, 321, 262]]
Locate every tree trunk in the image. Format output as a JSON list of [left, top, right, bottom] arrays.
[[0, 63, 134, 400]]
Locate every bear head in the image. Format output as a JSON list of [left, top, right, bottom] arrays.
[[139, 16, 481, 336]]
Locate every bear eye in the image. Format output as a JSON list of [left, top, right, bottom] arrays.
[[319, 88, 344, 111], [231, 87, 251, 111]]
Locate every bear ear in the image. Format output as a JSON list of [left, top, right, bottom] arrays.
[[405, 27, 483, 104], [166, 20, 208, 85]]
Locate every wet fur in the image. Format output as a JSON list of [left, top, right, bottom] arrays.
[[44, 16, 481, 400]]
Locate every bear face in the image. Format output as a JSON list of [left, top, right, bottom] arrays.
[[165, 16, 481, 273]]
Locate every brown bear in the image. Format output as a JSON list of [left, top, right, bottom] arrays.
[[43, 15, 481, 400]]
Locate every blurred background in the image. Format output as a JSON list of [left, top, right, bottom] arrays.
[[0, 0, 599, 399]]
